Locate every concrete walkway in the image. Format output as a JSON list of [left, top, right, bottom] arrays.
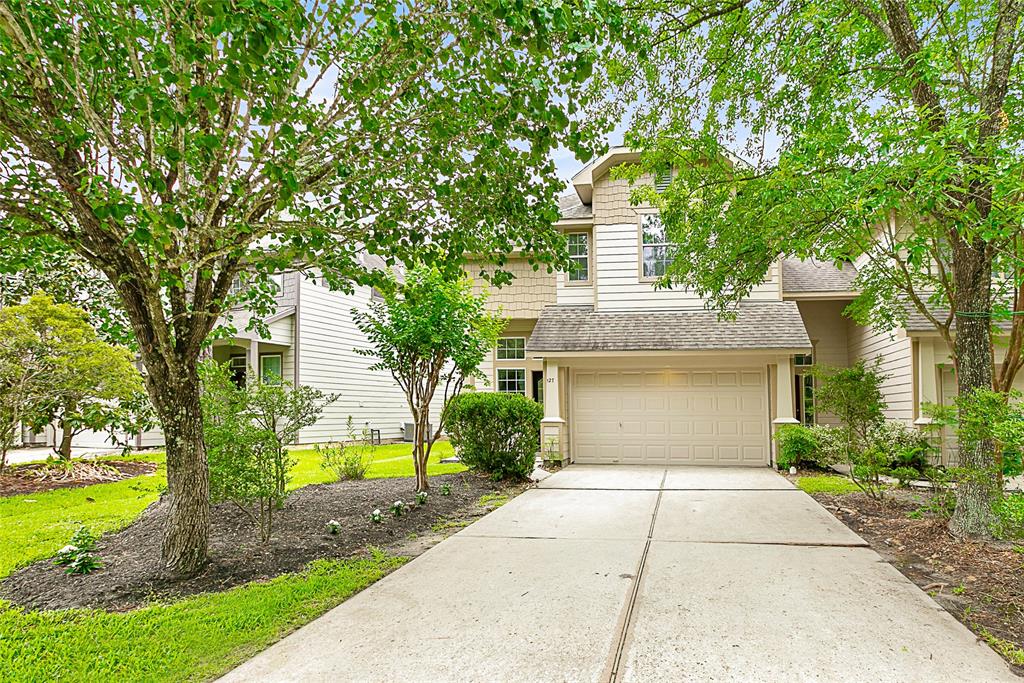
[[222, 465, 1016, 682]]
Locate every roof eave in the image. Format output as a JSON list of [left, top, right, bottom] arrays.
[[571, 146, 640, 204]]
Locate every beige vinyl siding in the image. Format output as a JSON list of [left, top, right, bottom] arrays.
[[796, 300, 850, 427], [592, 222, 780, 311], [465, 258, 556, 318], [296, 279, 426, 442], [846, 319, 914, 422], [588, 171, 781, 311]]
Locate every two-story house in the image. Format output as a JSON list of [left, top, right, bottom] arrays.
[[469, 147, 988, 467], [129, 256, 422, 449]]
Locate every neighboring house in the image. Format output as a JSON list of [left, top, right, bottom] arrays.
[[108, 257, 423, 450], [468, 146, 986, 467]]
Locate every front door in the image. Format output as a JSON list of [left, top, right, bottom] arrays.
[[532, 370, 544, 403]]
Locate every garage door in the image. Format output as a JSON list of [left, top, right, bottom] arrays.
[[572, 369, 769, 465]]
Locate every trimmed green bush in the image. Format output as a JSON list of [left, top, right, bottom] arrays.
[[446, 391, 542, 480], [774, 424, 817, 470]]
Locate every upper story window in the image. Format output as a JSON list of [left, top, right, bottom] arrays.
[[496, 337, 526, 360], [567, 232, 590, 283], [229, 276, 246, 297], [640, 214, 673, 279]]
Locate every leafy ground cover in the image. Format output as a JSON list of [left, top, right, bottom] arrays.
[[793, 474, 861, 495]]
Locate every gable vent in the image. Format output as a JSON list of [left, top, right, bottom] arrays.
[[654, 169, 672, 192]]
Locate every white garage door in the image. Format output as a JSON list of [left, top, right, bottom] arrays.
[[572, 369, 769, 466]]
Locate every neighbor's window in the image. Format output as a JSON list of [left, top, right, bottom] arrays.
[[496, 337, 526, 360], [260, 354, 283, 384], [567, 232, 590, 282], [793, 353, 814, 367], [229, 355, 248, 388], [497, 368, 526, 394], [640, 214, 673, 279]]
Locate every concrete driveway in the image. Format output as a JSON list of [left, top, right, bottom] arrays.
[[222, 465, 1016, 682]]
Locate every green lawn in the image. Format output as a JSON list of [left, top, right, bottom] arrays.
[[795, 474, 861, 495], [0, 553, 404, 682], [0, 441, 464, 682], [289, 440, 465, 488]]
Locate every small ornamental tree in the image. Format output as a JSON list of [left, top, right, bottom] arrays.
[[23, 311, 150, 460], [354, 266, 502, 492], [0, 293, 148, 468]]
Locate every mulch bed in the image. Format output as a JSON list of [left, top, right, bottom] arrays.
[[2, 471, 515, 612], [812, 489, 1024, 674], [0, 460, 158, 497]]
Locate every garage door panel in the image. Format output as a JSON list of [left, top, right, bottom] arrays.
[[573, 368, 768, 466]]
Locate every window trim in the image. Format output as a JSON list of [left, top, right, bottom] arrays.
[[637, 211, 673, 283], [496, 367, 527, 395], [566, 231, 591, 286], [496, 337, 526, 361], [259, 353, 284, 385]]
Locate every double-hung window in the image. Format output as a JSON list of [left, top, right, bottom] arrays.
[[497, 368, 526, 394], [260, 354, 283, 384], [640, 214, 673, 279], [567, 233, 590, 283], [496, 337, 526, 361]]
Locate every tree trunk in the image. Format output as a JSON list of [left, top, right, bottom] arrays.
[[413, 410, 430, 492], [949, 240, 1001, 537], [150, 367, 210, 575], [57, 416, 73, 460]]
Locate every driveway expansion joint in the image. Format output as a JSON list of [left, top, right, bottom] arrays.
[[607, 468, 667, 683]]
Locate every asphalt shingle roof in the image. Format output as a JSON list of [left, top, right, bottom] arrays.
[[558, 193, 592, 220], [782, 258, 857, 293], [526, 302, 812, 353]]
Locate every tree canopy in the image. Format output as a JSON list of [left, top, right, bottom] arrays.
[[0, 0, 623, 573], [600, 0, 1023, 536]]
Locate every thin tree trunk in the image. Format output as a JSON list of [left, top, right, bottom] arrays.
[[57, 416, 73, 460], [413, 409, 430, 492], [949, 240, 1001, 537], [151, 367, 210, 575]]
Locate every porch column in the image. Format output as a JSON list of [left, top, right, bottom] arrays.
[[773, 355, 799, 420], [540, 359, 567, 463], [248, 340, 260, 384], [772, 355, 799, 467], [914, 340, 937, 425]]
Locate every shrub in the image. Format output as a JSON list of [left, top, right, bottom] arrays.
[[317, 416, 376, 481], [446, 391, 542, 480], [992, 494, 1024, 540], [889, 466, 920, 487], [774, 424, 817, 470], [868, 421, 933, 472], [54, 526, 102, 575], [201, 360, 333, 542]]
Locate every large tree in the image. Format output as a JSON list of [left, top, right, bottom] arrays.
[[601, 0, 1023, 537], [0, 0, 621, 573]]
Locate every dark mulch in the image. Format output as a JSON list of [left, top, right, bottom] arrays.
[[2, 471, 513, 612], [0, 460, 158, 497], [813, 489, 1024, 674]]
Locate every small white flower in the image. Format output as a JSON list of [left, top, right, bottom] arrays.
[[59, 545, 77, 555]]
